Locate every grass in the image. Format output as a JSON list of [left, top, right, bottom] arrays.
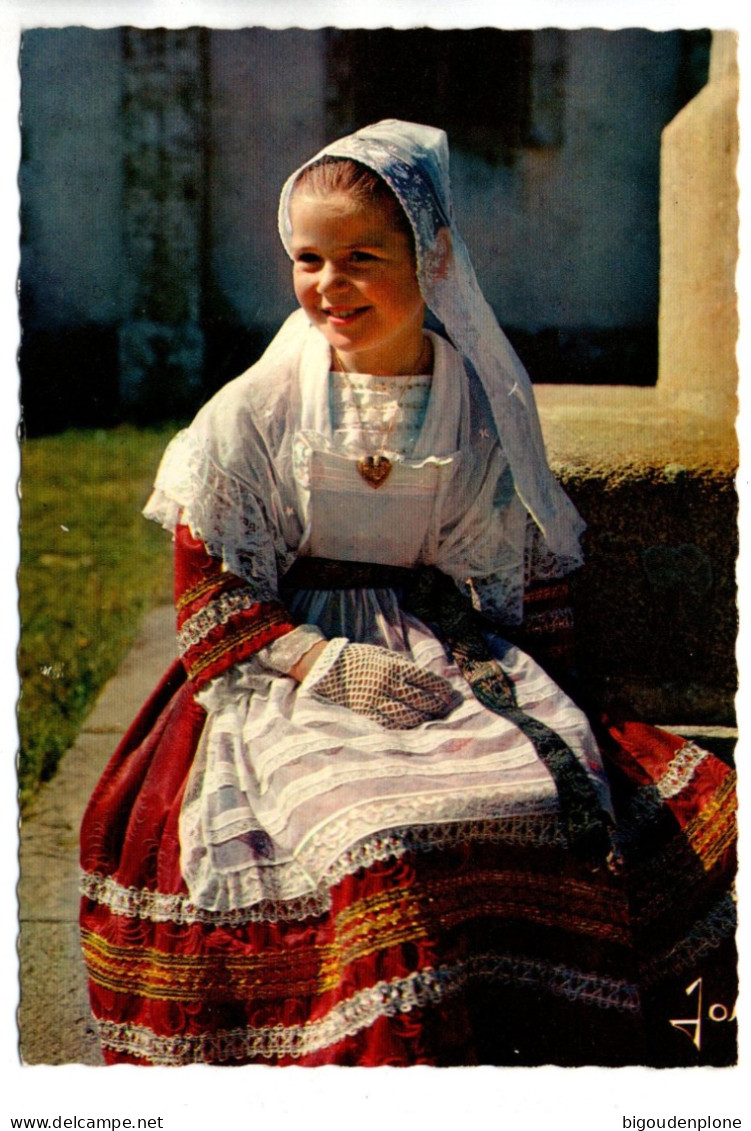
[[18, 424, 179, 806]]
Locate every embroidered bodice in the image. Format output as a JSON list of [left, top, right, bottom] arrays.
[[329, 372, 433, 458]]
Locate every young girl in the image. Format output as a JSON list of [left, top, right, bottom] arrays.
[[79, 120, 736, 1066]]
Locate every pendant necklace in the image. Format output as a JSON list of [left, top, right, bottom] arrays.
[[333, 338, 431, 489]]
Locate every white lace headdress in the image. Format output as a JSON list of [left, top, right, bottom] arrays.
[[278, 119, 584, 561]]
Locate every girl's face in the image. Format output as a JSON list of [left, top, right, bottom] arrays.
[[289, 189, 426, 375]]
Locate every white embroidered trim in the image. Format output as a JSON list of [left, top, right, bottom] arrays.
[[81, 813, 564, 926], [256, 624, 327, 674], [523, 607, 575, 635], [614, 742, 714, 841], [655, 741, 709, 800], [94, 953, 641, 1064], [80, 869, 333, 926], [524, 520, 581, 584], [144, 428, 297, 603], [177, 589, 264, 654], [642, 890, 737, 987]]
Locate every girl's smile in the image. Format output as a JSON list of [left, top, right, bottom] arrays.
[[289, 190, 426, 375], [323, 305, 370, 324]]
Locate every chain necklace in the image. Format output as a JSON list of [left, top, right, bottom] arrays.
[[332, 337, 431, 488]]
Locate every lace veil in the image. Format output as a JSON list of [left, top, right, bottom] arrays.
[[278, 119, 585, 562]]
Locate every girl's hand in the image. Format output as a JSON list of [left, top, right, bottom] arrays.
[[288, 639, 329, 682], [307, 641, 462, 729]]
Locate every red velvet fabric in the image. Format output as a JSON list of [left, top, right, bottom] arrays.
[[79, 663, 736, 1066], [174, 524, 297, 690], [604, 719, 737, 877], [78, 540, 737, 1066]]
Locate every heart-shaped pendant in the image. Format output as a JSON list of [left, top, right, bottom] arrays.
[[357, 453, 392, 488]]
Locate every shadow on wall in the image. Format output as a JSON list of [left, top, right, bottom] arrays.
[[19, 319, 661, 438], [507, 325, 658, 387], [18, 26, 711, 437], [18, 320, 273, 437]]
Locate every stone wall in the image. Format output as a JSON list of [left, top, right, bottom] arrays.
[[533, 32, 739, 724], [453, 30, 687, 333], [564, 466, 736, 724], [658, 31, 738, 423], [19, 27, 706, 430], [117, 28, 208, 416]]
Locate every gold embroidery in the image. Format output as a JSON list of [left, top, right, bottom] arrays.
[[416, 869, 631, 944], [177, 573, 235, 614], [81, 887, 433, 1003], [82, 929, 331, 1001], [685, 772, 737, 871], [185, 608, 291, 678]]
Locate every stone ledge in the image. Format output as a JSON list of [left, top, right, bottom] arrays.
[[536, 383, 737, 476], [535, 384, 737, 724]]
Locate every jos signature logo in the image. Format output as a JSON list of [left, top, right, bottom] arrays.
[[669, 977, 737, 1050]]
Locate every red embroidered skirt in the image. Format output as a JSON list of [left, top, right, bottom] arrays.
[[79, 660, 736, 1067]]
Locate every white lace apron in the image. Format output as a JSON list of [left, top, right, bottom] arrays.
[[177, 354, 612, 915]]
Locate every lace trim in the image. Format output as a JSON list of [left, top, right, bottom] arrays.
[[80, 869, 333, 926], [330, 370, 432, 457], [256, 624, 326, 674], [144, 429, 297, 602], [615, 742, 719, 839], [467, 569, 525, 624], [81, 814, 564, 926], [525, 520, 581, 585], [177, 589, 264, 654], [181, 785, 562, 913], [655, 741, 709, 800], [94, 952, 640, 1064], [182, 607, 292, 686]]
